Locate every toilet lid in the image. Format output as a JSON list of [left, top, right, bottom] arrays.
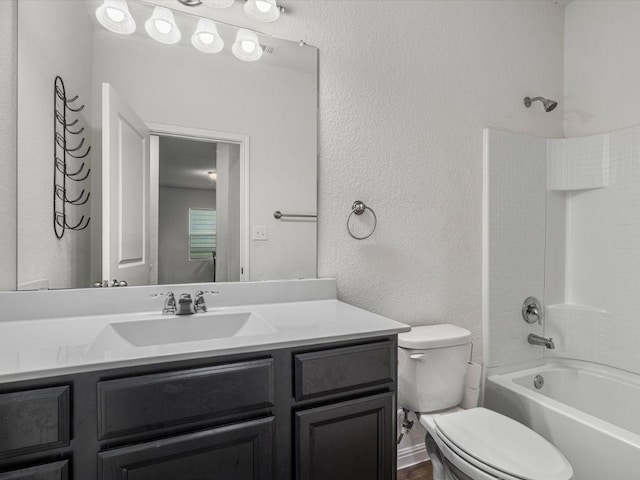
[[434, 408, 573, 480], [398, 324, 471, 349]]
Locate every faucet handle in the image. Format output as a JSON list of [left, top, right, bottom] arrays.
[[194, 290, 219, 313], [151, 292, 176, 315]]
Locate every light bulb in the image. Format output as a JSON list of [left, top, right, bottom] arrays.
[[154, 19, 172, 35], [191, 18, 223, 54], [199, 33, 214, 45], [145, 6, 181, 45], [106, 7, 125, 22], [96, 0, 136, 35], [241, 40, 256, 53], [232, 29, 263, 62], [207, 171, 217, 180], [243, 0, 280, 22], [255, 0, 272, 13]]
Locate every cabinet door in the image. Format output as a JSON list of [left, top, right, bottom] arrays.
[[295, 392, 395, 480], [99, 417, 273, 480]]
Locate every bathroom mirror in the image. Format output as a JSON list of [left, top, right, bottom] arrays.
[[15, 0, 318, 291]]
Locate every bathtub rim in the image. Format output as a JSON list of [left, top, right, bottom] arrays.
[[485, 356, 640, 449]]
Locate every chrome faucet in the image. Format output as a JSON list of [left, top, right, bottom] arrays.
[[152, 290, 219, 315], [151, 292, 177, 315], [194, 290, 219, 313], [528, 333, 555, 349], [176, 293, 196, 315]]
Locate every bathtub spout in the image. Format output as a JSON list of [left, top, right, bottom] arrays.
[[528, 333, 555, 349]]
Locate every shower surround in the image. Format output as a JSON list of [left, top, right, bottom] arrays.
[[484, 125, 640, 375], [483, 125, 640, 478]]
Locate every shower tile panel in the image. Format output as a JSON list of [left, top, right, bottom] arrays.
[[546, 125, 640, 374], [547, 134, 614, 191], [483, 129, 546, 368]]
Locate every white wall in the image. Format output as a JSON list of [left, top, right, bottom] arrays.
[[259, 0, 564, 361], [215, 143, 241, 283], [17, 0, 93, 289], [158, 187, 216, 284], [564, 1, 640, 137], [0, 0, 16, 291], [91, 28, 317, 282], [263, 1, 565, 455]]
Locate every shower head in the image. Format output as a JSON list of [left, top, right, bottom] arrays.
[[524, 96, 558, 112]]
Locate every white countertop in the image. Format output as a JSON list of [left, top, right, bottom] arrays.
[[0, 299, 410, 383]]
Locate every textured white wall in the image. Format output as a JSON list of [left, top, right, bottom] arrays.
[[564, 1, 640, 137], [0, 0, 16, 291], [256, 1, 564, 361], [17, 0, 93, 289]]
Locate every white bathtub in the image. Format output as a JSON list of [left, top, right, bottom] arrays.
[[484, 359, 640, 480]]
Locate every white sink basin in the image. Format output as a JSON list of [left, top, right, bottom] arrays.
[[109, 311, 277, 347]]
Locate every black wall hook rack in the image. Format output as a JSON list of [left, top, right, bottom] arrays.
[[54, 76, 91, 239]]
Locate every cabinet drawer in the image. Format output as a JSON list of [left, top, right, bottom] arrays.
[[97, 358, 274, 439], [0, 386, 70, 458], [0, 460, 69, 480], [99, 417, 274, 480], [294, 341, 394, 401]]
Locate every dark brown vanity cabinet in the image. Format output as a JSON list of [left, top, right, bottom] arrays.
[[0, 336, 397, 480]]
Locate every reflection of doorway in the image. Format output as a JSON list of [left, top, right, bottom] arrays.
[[148, 126, 248, 285]]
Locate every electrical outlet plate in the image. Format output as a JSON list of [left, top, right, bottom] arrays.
[[252, 225, 268, 241]]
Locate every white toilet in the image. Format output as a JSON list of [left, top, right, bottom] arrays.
[[398, 325, 574, 480]]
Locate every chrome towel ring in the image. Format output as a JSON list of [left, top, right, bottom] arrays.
[[347, 200, 377, 240]]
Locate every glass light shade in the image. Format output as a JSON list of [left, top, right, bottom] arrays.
[[232, 29, 263, 62], [145, 7, 181, 45], [191, 18, 224, 54], [203, 0, 235, 8], [243, 0, 280, 22], [95, 0, 136, 35]]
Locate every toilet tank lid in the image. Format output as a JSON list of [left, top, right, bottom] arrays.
[[398, 324, 471, 349]]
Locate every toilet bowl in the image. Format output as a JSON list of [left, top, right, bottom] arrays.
[[398, 325, 573, 480]]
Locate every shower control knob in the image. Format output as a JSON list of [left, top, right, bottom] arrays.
[[522, 297, 543, 325]]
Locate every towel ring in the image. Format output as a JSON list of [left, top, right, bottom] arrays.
[[347, 200, 377, 240]]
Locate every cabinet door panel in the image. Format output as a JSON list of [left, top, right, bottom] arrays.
[[0, 460, 69, 480], [99, 417, 274, 480], [0, 386, 70, 458], [295, 393, 394, 480], [98, 359, 274, 439]]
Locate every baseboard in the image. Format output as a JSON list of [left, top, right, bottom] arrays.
[[397, 443, 430, 470]]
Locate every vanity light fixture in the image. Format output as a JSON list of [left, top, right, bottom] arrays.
[[145, 6, 182, 44], [207, 170, 218, 180], [95, 0, 136, 35], [203, 0, 235, 7], [243, 0, 282, 22], [232, 28, 263, 62], [191, 18, 224, 53]]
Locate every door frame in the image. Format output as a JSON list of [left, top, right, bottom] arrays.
[[147, 122, 250, 282]]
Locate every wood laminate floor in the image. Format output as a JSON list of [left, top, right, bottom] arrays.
[[397, 461, 433, 480]]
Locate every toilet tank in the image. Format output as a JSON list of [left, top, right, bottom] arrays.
[[398, 324, 472, 413]]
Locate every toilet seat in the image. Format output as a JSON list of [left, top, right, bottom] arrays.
[[430, 408, 573, 480]]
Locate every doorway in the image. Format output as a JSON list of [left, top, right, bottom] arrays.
[[149, 127, 248, 285]]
